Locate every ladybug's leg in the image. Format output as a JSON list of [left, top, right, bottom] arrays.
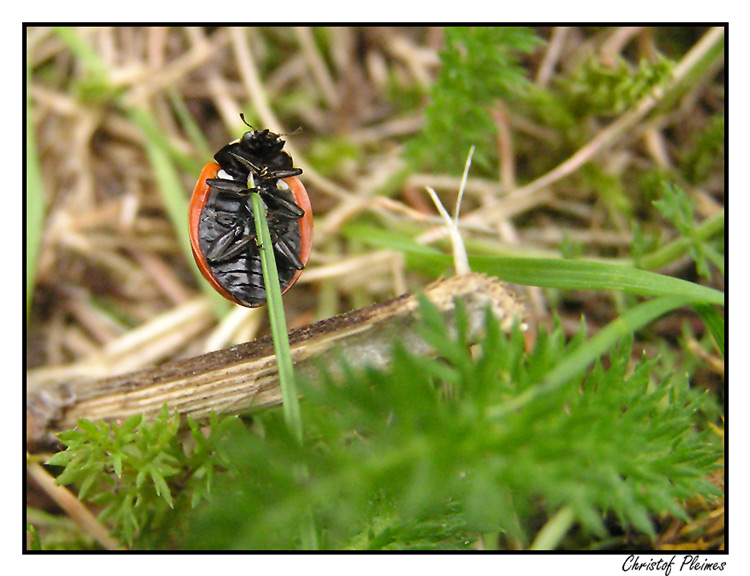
[[204, 225, 243, 261], [205, 208, 258, 263], [259, 188, 305, 219], [228, 152, 302, 181], [209, 176, 304, 220], [265, 167, 303, 180], [207, 231, 257, 263], [272, 234, 305, 270], [227, 153, 263, 178], [205, 178, 252, 197]]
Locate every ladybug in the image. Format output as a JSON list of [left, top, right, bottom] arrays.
[[189, 116, 312, 307]]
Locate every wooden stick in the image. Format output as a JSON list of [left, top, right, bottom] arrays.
[[27, 273, 524, 448]]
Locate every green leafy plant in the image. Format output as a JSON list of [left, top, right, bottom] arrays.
[[179, 297, 721, 550], [42, 288, 722, 550], [46, 407, 237, 547], [406, 27, 543, 174], [26, 523, 42, 551], [682, 114, 725, 184], [564, 56, 673, 118], [652, 181, 721, 280]]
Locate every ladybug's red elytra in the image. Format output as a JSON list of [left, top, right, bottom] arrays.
[[189, 119, 312, 307]]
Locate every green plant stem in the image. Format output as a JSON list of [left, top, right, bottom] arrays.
[[250, 193, 303, 443], [128, 109, 230, 318], [168, 89, 214, 161], [53, 27, 109, 81], [529, 506, 576, 550], [638, 209, 725, 271], [693, 303, 725, 357], [250, 192, 318, 549], [26, 64, 45, 318]]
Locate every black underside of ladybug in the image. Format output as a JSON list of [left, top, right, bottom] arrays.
[[198, 133, 305, 306]]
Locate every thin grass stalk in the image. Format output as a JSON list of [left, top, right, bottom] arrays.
[[249, 190, 318, 550]]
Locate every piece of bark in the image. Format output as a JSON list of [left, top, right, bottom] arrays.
[[27, 273, 525, 449]]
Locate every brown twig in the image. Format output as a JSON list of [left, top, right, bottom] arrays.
[[27, 459, 123, 550], [27, 274, 525, 449]]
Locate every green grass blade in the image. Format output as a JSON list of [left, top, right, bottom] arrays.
[[250, 192, 318, 549], [129, 108, 230, 317], [351, 223, 723, 306], [250, 192, 302, 441], [471, 256, 724, 305], [344, 222, 443, 255], [169, 89, 214, 162], [407, 253, 723, 306], [692, 303, 724, 357], [26, 65, 45, 317]]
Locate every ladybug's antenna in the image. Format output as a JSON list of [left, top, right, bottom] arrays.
[[239, 113, 302, 139], [239, 113, 254, 129], [277, 127, 303, 138]]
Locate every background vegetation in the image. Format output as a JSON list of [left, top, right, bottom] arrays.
[[26, 26, 724, 551]]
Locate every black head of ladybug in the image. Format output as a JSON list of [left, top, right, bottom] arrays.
[[236, 112, 291, 169], [213, 116, 300, 182], [239, 128, 287, 158]]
